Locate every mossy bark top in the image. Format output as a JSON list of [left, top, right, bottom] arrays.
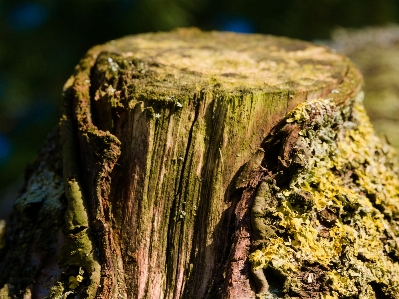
[[101, 28, 346, 90], [78, 27, 361, 107]]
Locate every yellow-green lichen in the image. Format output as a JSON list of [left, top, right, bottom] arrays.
[[0, 284, 11, 299], [49, 282, 65, 299], [250, 92, 399, 298], [68, 267, 84, 290]]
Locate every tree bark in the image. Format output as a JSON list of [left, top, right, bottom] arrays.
[[1, 28, 399, 299]]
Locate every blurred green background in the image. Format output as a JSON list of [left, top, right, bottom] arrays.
[[1, 0, 399, 218]]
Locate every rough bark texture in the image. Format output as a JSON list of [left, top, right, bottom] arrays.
[[1, 28, 398, 299]]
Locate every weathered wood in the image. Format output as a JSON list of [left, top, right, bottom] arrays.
[[2, 28, 398, 299]]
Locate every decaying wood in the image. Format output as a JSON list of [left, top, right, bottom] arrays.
[[1, 28, 398, 299]]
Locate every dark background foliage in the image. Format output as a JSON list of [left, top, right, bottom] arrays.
[[1, 0, 399, 216]]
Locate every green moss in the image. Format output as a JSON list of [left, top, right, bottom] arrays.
[[250, 92, 399, 298], [64, 179, 89, 231], [58, 107, 101, 298]]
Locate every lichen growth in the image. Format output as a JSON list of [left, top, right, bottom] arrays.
[[68, 267, 84, 290], [0, 284, 10, 299], [250, 92, 399, 298], [49, 282, 65, 299]]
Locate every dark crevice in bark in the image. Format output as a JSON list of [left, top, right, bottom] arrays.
[[166, 95, 201, 296], [221, 168, 265, 298], [205, 188, 242, 299], [263, 267, 285, 295], [183, 95, 229, 298], [176, 94, 201, 199], [215, 156, 267, 290], [371, 282, 395, 299], [22, 201, 44, 222], [69, 226, 89, 235]]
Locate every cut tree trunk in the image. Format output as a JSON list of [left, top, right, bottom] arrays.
[[1, 28, 399, 299]]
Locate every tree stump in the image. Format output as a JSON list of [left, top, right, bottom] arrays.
[[1, 28, 399, 299]]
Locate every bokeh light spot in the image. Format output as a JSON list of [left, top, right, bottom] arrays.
[[7, 3, 49, 31], [0, 134, 12, 166], [220, 17, 255, 34]]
